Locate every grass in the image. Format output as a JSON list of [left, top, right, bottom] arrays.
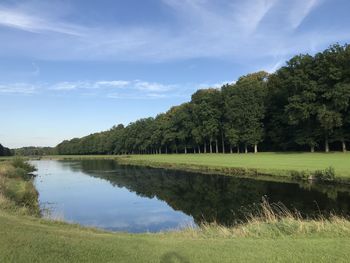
[[123, 152, 350, 177], [42, 152, 350, 182], [1, 201, 350, 263], [0, 158, 350, 262], [0, 158, 39, 215]]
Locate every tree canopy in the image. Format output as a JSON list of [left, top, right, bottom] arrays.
[[56, 44, 350, 155], [0, 144, 12, 156]]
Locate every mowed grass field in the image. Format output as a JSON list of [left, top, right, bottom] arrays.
[[40, 152, 350, 179], [1, 211, 350, 263], [122, 152, 350, 178]]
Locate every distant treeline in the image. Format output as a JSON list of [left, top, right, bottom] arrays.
[[0, 144, 12, 156], [56, 44, 350, 155], [14, 147, 57, 156]]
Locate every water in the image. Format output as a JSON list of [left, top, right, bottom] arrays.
[[32, 159, 350, 233]]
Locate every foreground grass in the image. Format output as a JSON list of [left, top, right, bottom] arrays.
[[1, 210, 350, 263], [1, 158, 350, 262]]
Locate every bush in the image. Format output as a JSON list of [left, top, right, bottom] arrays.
[[313, 166, 335, 181], [11, 157, 36, 173], [290, 170, 310, 180]]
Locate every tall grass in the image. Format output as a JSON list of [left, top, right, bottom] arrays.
[[179, 198, 350, 238], [0, 158, 39, 215]]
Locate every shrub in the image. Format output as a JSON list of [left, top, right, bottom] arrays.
[[11, 157, 36, 173], [313, 166, 335, 181]]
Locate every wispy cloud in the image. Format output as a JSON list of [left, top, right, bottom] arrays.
[[0, 7, 84, 36], [230, 0, 278, 33], [51, 81, 84, 91], [50, 80, 173, 93], [0, 79, 227, 100], [0, 0, 346, 65], [95, 81, 130, 87], [134, 81, 174, 92], [288, 0, 321, 29], [0, 83, 37, 94]]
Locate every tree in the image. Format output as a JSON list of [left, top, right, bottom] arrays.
[[0, 144, 12, 156], [53, 43, 350, 155], [191, 89, 222, 153], [223, 71, 268, 153], [170, 103, 194, 154], [314, 44, 350, 152]]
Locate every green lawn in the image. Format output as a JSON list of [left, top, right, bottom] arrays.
[[0, 211, 349, 263], [114, 152, 350, 179]]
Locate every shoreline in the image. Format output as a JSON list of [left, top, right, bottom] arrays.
[[39, 153, 350, 185]]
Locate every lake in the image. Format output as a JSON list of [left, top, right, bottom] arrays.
[[32, 159, 350, 233]]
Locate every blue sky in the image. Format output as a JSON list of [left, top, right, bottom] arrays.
[[1, 0, 350, 148]]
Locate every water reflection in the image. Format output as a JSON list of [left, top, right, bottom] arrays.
[[33, 160, 350, 232]]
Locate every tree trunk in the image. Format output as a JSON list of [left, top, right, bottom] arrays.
[[254, 143, 258, 153], [230, 145, 233, 154], [209, 138, 213, 153], [325, 136, 329, 153], [198, 145, 201, 154], [215, 139, 219, 153], [159, 147, 162, 154], [221, 131, 225, 154], [204, 142, 207, 153], [165, 146, 168, 154], [342, 140, 347, 153], [184, 145, 187, 154], [175, 144, 178, 154], [237, 145, 240, 154], [244, 144, 248, 154], [310, 145, 315, 153]]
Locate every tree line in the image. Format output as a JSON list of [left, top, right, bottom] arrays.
[[14, 147, 57, 156], [56, 44, 350, 155], [0, 144, 12, 156]]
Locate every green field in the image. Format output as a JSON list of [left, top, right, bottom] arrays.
[[1, 210, 350, 263], [123, 152, 350, 177], [44, 152, 350, 180]]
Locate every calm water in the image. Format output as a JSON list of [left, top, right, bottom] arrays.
[[32, 159, 350, 233]]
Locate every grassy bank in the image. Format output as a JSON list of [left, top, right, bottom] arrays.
[[1, 158, 350, 262], [1, 201, 350, 262], [43, 152, 350, 182], [0, 158, 39, 215]]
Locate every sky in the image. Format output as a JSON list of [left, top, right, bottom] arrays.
[[1, 0, 350, 148]]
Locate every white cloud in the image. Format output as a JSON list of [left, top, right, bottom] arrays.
[[0, 83, 37, 94], [51, 81, 86, 91], [134, 81, 173, 92], [95, 81, 130, 87], [0, 7, 84, 36], [230, 0, 278, 34], [0, 79, 228, 100], [0, 0, 346, 66], [288, 0, 320, 29], [49, 80, 174, 93], [106, 93, 168, 100]]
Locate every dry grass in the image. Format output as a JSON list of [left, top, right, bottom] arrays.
[[176, 198, 350, 239], [0, 159, 39, 216]]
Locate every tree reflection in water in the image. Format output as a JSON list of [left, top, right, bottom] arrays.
[[61, 159, 350, 226]]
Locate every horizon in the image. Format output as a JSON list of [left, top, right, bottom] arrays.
[[1, 0, 350, 148]]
